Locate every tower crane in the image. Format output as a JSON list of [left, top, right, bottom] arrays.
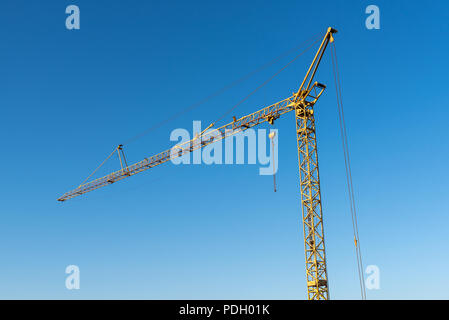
[[58, 27, 338, 300]]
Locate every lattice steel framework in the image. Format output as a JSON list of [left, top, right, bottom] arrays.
[[289, 27, 336, 300], [295, 96, 329, 300]]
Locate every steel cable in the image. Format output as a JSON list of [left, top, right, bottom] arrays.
[[331, 42, 367, 299]]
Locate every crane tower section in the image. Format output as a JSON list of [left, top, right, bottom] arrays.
[[296, 95, 328, 299]]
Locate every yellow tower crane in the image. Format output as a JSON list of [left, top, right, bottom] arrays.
[[58, 27, 338, 300]]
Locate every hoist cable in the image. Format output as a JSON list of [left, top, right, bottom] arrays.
[[332, 43, 366, 299], [270, 132, 277, 192], [330, 42, 367, 299], [331, 43, 365, 299]]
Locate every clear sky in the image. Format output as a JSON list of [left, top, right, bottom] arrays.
[[0, 0, 448, 299]]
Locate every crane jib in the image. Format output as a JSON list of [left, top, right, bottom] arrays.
[[57, 84, 325, 202]]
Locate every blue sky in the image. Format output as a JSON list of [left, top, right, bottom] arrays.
[[0, 0, 448, 299]]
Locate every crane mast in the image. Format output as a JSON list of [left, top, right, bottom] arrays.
[[294, 27, 336, 300], [58, 27, 338, 300]]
